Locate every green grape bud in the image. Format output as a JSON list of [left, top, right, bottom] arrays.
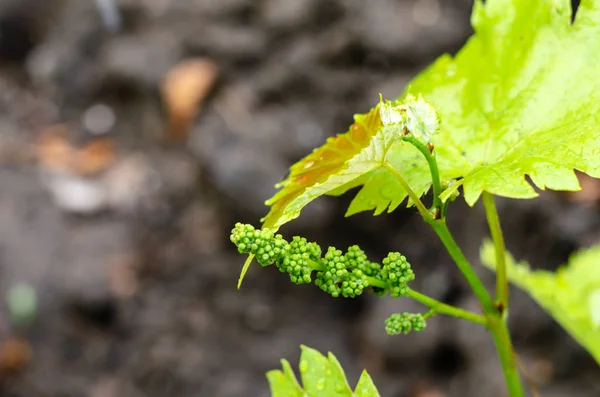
[[385, 313, 426, 335]]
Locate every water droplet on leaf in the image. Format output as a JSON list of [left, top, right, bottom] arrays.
[[316, 379, 325, 390], [589, 289, 600, 328], [382, 186, 394, 199], [299, 360, 308, 373]]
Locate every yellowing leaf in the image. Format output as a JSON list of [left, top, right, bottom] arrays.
[[262, 99, 432, 229]]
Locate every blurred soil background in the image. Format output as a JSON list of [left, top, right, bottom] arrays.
[[0, 0, 598, 396]]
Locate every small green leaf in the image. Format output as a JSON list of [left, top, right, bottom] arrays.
[[237, 254, 255, 289], [267, 346, 381, 397], [267, 360, 304, 397], [299, 345, 353, 396], [354, 371, 380, 397], [481, 241, 600, 364], [267, 359, 304, 397], [262, 99, 434, 229]]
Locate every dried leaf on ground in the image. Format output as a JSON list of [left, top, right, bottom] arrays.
[[161, 58, 218, 141], [0, 337, 31, 375]]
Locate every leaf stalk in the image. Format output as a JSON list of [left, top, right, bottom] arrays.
[[401, 135, 443, 217], [382, 162, 431, 220], [482, 192, 509, 310], [387, 142, 524, 396]]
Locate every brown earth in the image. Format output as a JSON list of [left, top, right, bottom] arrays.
[[0, 1, 598, 396]]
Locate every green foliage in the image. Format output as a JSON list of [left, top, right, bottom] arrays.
[[262, 96, 436, 229], [385, 312, 427, 335], [267, 345, 380, 397], [480, 241, 600, 364], [230, 223, 415, 299], [261, 0, 600, 230], [232, 1, 600, 394], [408, 0, 600, 205]]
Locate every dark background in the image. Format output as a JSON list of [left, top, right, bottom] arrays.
[[0, 0, 598, 396]]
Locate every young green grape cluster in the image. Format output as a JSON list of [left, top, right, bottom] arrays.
[[230, 223, 288, 266], [385, 312, 427, 335], [312, 246, 372, 298], [277, 236, 321, 285], [381, 253, 415, 297], [230, 223, 416, 299]]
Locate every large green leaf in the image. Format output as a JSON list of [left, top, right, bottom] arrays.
[[267, 345, 381, 397], [263, 0, 600, 229], [407, 0, 600, 205], [480, 241, 600, 363]]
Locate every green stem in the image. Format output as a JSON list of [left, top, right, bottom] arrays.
[[364, 276, 387, 289], [406, 289, 487, 326], [308, 259, 485, 326], [490, 318, 524, 397], [482, 192, 508, 308], [429, 220, 496, 314], [382, 162, 431, 220], [430, 220, 523, 396], [361, 278, 486, 326], [387, 133, 523, 396], [306, 259, 325, 272], [401, 136, 443, 214]]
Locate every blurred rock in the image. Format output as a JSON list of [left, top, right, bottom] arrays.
[[83, 103, 117, 135], [204, 142, 282, 214], [37, 127, 199, 215], [42, 173, 109, 214], [62, 220, 132, 306], [184, 24, 267, 61], [102, 29, 181, 88], [260, 0, 318, 29], [94, 0, 123, 32], [0, 0, 66, 62], [350, 0, 471, 59]]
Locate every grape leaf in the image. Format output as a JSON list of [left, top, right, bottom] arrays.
[[267, 345, 381, 397], [263, 0, 600, 228], [266, 359, 304, 397], [262, 96, 436, 229], [480, 241, 600, 363], [354, 371, 380, 397], [406, 0, 600, 205]]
